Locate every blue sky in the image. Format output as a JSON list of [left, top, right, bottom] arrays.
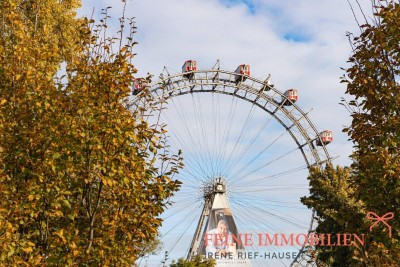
[[220, 0, 258, 14]]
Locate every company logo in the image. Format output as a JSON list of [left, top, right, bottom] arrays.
[[203, 212, 396, 261], [366, 212, 394, 238]]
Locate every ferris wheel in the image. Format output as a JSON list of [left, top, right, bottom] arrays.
[[133, 60, 333, 267]]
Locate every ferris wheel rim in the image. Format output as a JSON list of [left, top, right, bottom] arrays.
[[136, 68, 332, 168], [134, 66, 333, 266]]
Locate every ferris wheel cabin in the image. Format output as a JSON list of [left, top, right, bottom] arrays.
[[282, 89, 298, 106], [316, 130, 333, 146], [132, 78, 148, 95], [234, 64, 250, 83], [182, 60, 197, 79]]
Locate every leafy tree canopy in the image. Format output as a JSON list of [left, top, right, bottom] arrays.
[[170, 255, 216, 267], [302, 1, 400, 266], [0, 0, 182, 266]]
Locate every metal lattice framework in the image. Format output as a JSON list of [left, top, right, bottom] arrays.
[[135, 62, 332, 266]]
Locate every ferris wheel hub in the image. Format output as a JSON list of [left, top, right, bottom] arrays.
[[203, 177, 227, 199]]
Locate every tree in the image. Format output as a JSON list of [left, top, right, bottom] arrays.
[[302, 165, 366, 266], [302, 1, 400, 266], [170, 255, 216, 267], [0, 0, 182, 266]]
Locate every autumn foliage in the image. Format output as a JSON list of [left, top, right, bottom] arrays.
[[302, 1, 400, 266], [0, 0, 182, 266], [170, 255, 216, 267]]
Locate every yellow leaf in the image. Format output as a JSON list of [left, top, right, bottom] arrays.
[[55, 229, 64, 239], [22, 246, 33, 253]]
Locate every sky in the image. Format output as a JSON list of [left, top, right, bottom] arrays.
[[78, 0, 374, 167], [77, 1, 374, 266]]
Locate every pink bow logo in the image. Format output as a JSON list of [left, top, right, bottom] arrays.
[[366, 212, 394, 238]]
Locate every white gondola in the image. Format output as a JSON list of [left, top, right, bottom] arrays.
[[182, 60, 197, 79], [234, 64, 250, 83], [316, 130, 333, 146], [282, 89, 298, 106], [266, 76, 273, 86], [132, 78, 148, 95]]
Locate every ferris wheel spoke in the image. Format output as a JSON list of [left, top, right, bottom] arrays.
[[213, 92, 224, 175], [234, 185, 308, 192], [164, 101, 211, 179], [233, 182, 307, 190], [214, 92, 225, 175], [177, 169, 206, 185], [233, 198, 306, 246], [165, 198, 199, 211], [227, 114, 275, 174], [232, 200, 285, 233], [232, 191, 304, 207], [191, 93, 216, 175], [166, 190, 201, 205], [233, 197, 309, 229], [173, 96, 211, 169], [233, 203, 301, 255], [174, 158, 212, 185], [219, 96, 240, 175], [231, 193, 309, 211], [216, 94, 237, 175], [196, 93, 220, 176], [232, 165, 308, 188], [163, 198, 201, 220], [180, 159, 210, 184], [172, 96, 212, 175], [228, 127, 292, 183], [167, 204, 202, 254], [234, 185, 308, 193], [168, 143, 209, 183], [232, 196, 307, 227], [211, 91, 218, 173], [228, 212, 276, 267], [231, 192, 303, 205], [168, 191, 199, 202], [232, 202, 303, 266], [222, 104, 263, 174], [162, 203, 202, 238], [221, 102, 256, 176], [229, 147, 299, 184], [186, 94, 214, 177], [162, 111, 201, 168], [176, 177, 202, 189]]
